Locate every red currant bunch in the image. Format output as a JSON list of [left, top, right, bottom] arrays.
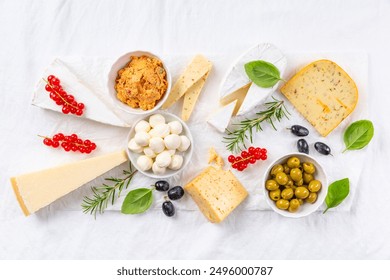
[[228, 146, 268, 172], [40, 133, 96, 154], [44, 75, 85, 116]]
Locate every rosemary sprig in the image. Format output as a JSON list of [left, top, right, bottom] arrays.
[[224, 97, 290, 153], [81, 163, 137, 218]]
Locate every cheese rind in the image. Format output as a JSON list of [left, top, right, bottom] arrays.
[[184, 166, 248, 223], [280, 59, 358, 136], [11, 150, 128, 216], [162, 55, 212, 109]]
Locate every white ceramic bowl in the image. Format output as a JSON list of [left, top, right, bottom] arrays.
[[107, 51, 172, 115], [126, 112, 193, 179], [263, 153, 328, 218]]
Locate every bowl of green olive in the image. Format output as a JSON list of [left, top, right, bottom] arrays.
[[263, 153, 328, 218]]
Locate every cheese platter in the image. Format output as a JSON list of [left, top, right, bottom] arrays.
[[11, 46, 372, 222]]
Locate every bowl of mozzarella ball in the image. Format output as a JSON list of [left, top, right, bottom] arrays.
[[126, 112, 193, 178]]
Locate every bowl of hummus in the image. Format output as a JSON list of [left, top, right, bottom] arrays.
[[108, 51, 172, 115]]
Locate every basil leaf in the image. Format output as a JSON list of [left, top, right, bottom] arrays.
[[343, 120, 374, 152], [244, 60, 282, 88], [323, 178, 350, 214], [121, 188, 153, 214]]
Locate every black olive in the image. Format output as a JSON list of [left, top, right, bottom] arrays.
[[154, 180, 170, 192], [167, 186, 184, 200], [162, 201, 175, 217], [314, 142, 332, 155], [289, 125, 309, 137], [297, 139, 309, 154]]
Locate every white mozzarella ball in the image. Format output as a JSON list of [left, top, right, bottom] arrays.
[[149, 137, 165, 154], [149, 114, 165, 128], [169, 155, 183, 170], [128, 139, 143, 153], [166, 149, 176, 156], [164, 134, 181, 150], [168, 121, 183, 135], [155, 151, 172, 168], [135, 120, 151, 133], [149, 123, 170, 138], [137, 155, 153, 171], [143, 147, 156, 158], [152, 162, 166, 175], [177, 135, 191, 152], [134, 131, 150, 146]]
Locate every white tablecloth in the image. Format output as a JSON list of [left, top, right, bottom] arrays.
[[1, 0, 389, 259]]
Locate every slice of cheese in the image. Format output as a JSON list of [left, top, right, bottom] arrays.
[[182, 70, 211, 121], [162, 55, 212, 109], [11, 150, 128, 216], [220, 43, 287, 116], [280, 59, 358, 137], [184, 166, 248, 223], [220, 83, 250, 116], [207, 100, 237, 133], [208, 147, 224, 167]]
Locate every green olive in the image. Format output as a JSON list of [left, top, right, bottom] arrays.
[[303, 162, 316, 174], [271, 164, 284, 176], [265, 179, 279, 191], [275, 172, 289, 185], [296, 178, 304, 186], [295, 186, 310, 199], [276, 199, 290, 210], [298, 198, 304, 205], [281, 188, 294, 200], [288, 199, 300, 212], [285, 175, 294, 187], [269, 189, 281, 201], [283, 164, 290, 174], [287, 157, 300, 168], [308, 180, 322, 192], [290, 168, 302, 182], [306, 192, 318, 204], [303, 173, 314, 184]]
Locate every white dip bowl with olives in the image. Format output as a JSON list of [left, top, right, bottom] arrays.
[[263, 153, 328, 218]]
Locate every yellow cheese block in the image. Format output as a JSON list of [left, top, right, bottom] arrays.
[[184, 166, 248, 223], [181, 70, 211, 121], [220, 83, 251, 116], [10, 150, 128, 216], [162, 55, 212, 109], [280, 59, 358, 137]]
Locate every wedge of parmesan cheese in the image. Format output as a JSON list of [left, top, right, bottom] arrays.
[[280, 59, 358, 137], [162, 55, 212, 109], [184, 166, 248, 223]]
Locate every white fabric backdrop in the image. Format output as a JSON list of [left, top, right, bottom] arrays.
[[1, 0, 389, 259]]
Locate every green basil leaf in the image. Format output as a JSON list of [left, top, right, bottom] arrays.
[[323, 178, 350, 214], [121, 188, 153, 214], [343, 120, 374, 152], [244, 60, 282, 88]]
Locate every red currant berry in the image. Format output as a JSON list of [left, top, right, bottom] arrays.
[[248, 147, 256, 155], [241, 151, 249, 158], [79, 146, 86, 153], [70, 107, 77, 114], [77, 103, 85, 110], [249, 157, 257, 164], [70, 134, 78, 142], [75, 109, 83, 116], [47, 75, 56, 83], [85, 148, 92, 154], [255, 147, 261, 153], [261, 148, 267, 154], [51, 141, 60, 148], [67, 95, 74, 103], [260, 154, 267, 160], [61, 142, 68, 148], [71, 145, 78, 152], [236, 156, 242, 162], [232, 163, 239, 169], [254, 152, 262, 160], [43, 138, 52, 146], [64, 145, 71, 152], [84, 139, 91, 146], [237, 165, 245, 172], [242, 163, 248, 169], [45, 84, 53, 92], [71, 101, 77, 107], [89, 143, 96, 150], [62, 106, 70, 114], [228, 155, 235, 163], [76, 138, 83, 144], [51, 77, 60, 86], [56, 133, 65, 141]]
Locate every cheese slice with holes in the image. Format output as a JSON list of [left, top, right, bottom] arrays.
[[280, 59, 358, 137], [184, 166, 248, 223], [220, 43, 287, 116], [10, 150, 128, 216], [207, 100, 237, 133]]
